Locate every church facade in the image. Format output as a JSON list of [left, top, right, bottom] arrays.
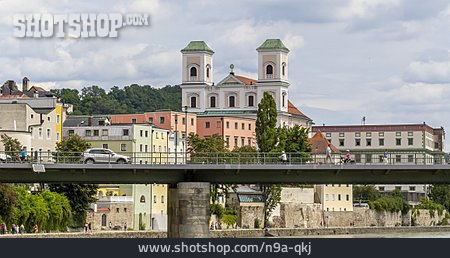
[[180, 39, 312, 130], [180, 39, 313, 149]]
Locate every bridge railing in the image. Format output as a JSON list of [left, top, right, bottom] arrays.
[[0, 151, 447, 165]]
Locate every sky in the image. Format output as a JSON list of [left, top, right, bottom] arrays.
[[1, 0, 450, 146]]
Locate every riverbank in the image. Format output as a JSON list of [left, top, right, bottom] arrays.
[[0, 226, 449, 238]]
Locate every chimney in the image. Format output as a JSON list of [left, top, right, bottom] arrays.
[[22, 77, 29, 92]]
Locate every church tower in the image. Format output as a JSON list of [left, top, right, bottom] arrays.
[[256, 39, 290, 113], [181, 41, 214, 112]]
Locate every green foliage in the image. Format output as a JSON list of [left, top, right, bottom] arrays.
[[232, 145, 258, 164], [428, 184, 450, 212], [254, 218, 261, 228], [188, 134, 228, 154], [9, 186, 71, 232], [56, 135, 91, 155], [48, 184, 97, 228], [1, 134, 22, 157], [222, 214, 237, 229], [139, 221, 146, 230], [415, 198, 445, 218], [0, 184, 18, 224], [353, 185, 380, 202], [51, 135, 97, 227], [224, 208, 238, 216], [256, 92, 278, 153], [369, 194, 410, 214], [52, 84, 182, 115], [210, 203, 225, 220], [261, 184, 282, 227], [274, 125, 311, 153]]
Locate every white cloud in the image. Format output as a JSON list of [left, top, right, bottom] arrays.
[[405, 61, 450, 84]]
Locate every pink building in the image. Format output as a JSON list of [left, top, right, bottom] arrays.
[[110, 111, 197, 137], [197, 116, 256, 150]]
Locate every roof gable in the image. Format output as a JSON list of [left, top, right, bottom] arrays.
[[308, 132, 340, 154]]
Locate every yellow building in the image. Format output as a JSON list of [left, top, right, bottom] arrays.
[[315, 184, 353, 211], [150, 184, 168, 230], [152, 127, 169, 164], [55, 103, 63, 143], [97, 185, 121, 198]]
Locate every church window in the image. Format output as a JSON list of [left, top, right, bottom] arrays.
[[229, 95, 235, 108]]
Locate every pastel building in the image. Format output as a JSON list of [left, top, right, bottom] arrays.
[[197, 116, 256, 149], [111, 111, 197, 139], [180, 39, 313, 149], [312, 123, 446, 205], [308, 131, 352, 211]]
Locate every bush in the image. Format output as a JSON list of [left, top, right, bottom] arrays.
[[369, 195, 410, 214], [254, 218, 261, 228], [222, 215, 236, 229], [416, 198, 445, 218], [210, 203, 224, 220]]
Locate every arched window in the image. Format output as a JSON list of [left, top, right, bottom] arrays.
[[282, 62, 286, 76], [190, 67, 197, 77], [282, 92, 287, 108], [248, 95, 254, 107], [101, 214, 107, 226], [210, 96, 216, 108], [140, 195, 146, 203], [190, 96, 197, 108], [229, 95, 235, 108], [206, 65, 210, 78], [266, 64, 273, 79]]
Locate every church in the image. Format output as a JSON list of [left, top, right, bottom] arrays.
[[180, 39, 312, 130]]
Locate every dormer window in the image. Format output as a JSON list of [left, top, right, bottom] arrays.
[[229, 95, 236, 108], [190, 96, 197, 108], [266, 64, 273, 79], [190, 67, 198, 80]]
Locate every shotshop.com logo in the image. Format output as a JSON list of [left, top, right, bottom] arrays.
[[13, 13, 149, 38]]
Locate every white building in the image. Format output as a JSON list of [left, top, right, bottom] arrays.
[[180, 39, 312, 129], [312, 123, 446, 204]]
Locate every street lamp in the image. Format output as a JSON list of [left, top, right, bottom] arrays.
[[174, 113, 178, 164], [184, 105, 188, 163]]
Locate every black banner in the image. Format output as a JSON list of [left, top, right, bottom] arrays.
[[0, 238, 446, 258]]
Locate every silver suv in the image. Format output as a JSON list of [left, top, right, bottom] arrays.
[[81, 148, 131, 164]]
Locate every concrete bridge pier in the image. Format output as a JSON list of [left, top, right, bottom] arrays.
[[168, 182, 211, 238]]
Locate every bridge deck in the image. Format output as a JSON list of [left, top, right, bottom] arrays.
[[1, 163, 450, 184]]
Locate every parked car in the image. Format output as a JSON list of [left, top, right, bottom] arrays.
[[80, 148, 131, 164], [0, 153, 12, 163]]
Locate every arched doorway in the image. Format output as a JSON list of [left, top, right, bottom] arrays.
[[101, 214, 107, 227]]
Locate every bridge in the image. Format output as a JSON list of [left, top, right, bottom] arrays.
[[1, 151, 450, 238]]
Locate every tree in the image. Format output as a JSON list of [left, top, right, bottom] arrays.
[[256, 92, 278, 152], [1, 134, 22, 157], [50, 135, 97, 227], [51, 84, 182, 115], [261, 184, 282, 227], [353, 185, 380, 203], [428, 184, 450, 212], [55, 134, 91, 163], [0, 184, 18, 224]]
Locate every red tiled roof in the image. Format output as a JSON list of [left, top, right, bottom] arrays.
[[0, 94, 29, 99], [235, 75, 257, 85], [308, 131, 340, 154], [288, 101, 307, 117]]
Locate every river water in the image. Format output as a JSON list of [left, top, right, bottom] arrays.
[[297, 231, 450, 238]]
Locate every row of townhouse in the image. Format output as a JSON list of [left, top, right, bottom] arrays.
[[0, 77, 71, 156], [62, 116, 186, 164]]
